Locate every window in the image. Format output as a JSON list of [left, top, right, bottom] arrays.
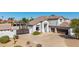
[[60, 19, 62, 22], [36, 25, 39, 31], [36, 27, 39, 31]]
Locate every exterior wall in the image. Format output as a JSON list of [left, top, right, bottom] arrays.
[[0, 30, 16, 39], [68, 28, 75, 36], [28, 17, 65, 34], [42, 21, 49, 32], [48, 17, 65, 26], [28, 26, 33, 34], [48, 20, 58, 26], [28, 20, 50, 33], [57, 18, 65, 26], [13, 26, 19, 30]]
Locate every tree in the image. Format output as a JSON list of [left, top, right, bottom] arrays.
[[74, 26, 79, 39], [70, 19, 79, 39], [70, 19, 79, 28], [21, 18, 29, 23], [51, 14, 55, 16], [30, 17, 34, 21], [8, 17, 14, 20], [7, 17, 15, 25]]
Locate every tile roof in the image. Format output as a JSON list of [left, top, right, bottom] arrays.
[[60, 20, 71, 27], [0, 23, 13, 30], [28, 16, 63, 25], [0, 19, 16, 23]]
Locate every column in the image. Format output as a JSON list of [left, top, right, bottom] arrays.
[[55, 28, 57, 33]]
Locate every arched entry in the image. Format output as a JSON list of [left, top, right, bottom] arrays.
[[44, 23, 48, 32]]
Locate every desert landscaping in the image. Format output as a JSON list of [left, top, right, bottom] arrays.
[[0, 32, 79, 47], [0, 13, 79, 47]]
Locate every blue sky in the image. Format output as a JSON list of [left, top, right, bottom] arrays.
[[0, 12, 79, 20]]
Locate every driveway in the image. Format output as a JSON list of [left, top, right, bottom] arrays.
[[14, 32, 79, 47], [0, 32, 79, 47]]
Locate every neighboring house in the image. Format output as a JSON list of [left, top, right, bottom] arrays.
[[28, 16, 65, 34], [0, 19, 15, 23], [0, 23, 16, 38]]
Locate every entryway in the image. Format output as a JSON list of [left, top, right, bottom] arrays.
[[44, 23, 48, 32]]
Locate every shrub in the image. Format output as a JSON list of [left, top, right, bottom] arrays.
[[32, 31, 41, 35], [36, 44, 42, 47], [26, 41, 30, 45], [0, 36, 10, 44]]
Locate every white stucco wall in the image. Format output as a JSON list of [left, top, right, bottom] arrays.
[[0, 30, 16, 39], [48, 17, 65, 26], [28, 26, 33, 34], [28, 20, 50, 33], [68, 28, 75, 36], [42, 21, 49, 32], [57, 18, 65, 26], [48, 20, 58, 26]]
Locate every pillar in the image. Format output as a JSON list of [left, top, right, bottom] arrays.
[[55, 28, 57, 33]]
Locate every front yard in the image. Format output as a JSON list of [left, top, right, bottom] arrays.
[[0, 32, 79, 47]]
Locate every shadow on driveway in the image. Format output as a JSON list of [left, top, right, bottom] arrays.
[[59, 34, 79, 47], [59, 34, 76, 40]]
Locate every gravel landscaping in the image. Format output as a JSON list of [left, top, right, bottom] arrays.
[[0, 32, 79, 47]]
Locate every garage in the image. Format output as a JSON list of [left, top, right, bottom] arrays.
[[50, 26, 69, 35]]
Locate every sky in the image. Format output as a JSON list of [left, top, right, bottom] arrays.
[[0, 12, 79, 20]]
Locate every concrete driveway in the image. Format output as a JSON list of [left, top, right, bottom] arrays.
[[0, 32, 79, 47], [14, 32, 79, 47]]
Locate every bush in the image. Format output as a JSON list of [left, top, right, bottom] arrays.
[[26, 41, 30, 45], [32, 31, 41, 35], [36, 44, 42, 47], [0, 36, 10, 44]]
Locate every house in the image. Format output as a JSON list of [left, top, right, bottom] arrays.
[[28, 16, 66, 34], [0, 23, 16, 38], [0, 16, 73, 39], [0, 19, 15, 23]]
